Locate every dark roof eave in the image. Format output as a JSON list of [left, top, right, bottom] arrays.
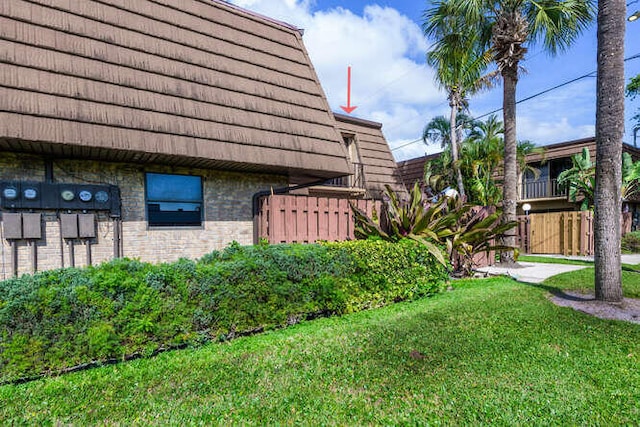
[[333, 113, 383, 129], [0, 138, 351, 181]]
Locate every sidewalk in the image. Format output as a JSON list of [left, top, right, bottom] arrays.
[[475, 262, 588, 284], [475, 254, 640, 284]]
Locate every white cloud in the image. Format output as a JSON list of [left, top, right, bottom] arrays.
[[468, 77, 597, 148], [517, 116, 594, 145], [229, 0, 640, 161], [228, 0, 444, 161]]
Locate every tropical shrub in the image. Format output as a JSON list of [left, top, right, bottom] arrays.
[[351, 182, 451, 266], [0, 240, 448, 383], [558, 148, 640, 210], [352, 183, 516, 276], [622, 231, 640, 253], [557, 147, 595, 211]]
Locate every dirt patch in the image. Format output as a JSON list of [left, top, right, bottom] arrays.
[[549, 291, 640, 324]]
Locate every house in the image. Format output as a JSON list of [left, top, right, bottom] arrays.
[[397, 137, 640, 254], [307, 113, 407, 200], [398, 136, 640, 213], [0, 0, 402, 278], [519, 137, 640, 217], [396, 152, 444, 192]]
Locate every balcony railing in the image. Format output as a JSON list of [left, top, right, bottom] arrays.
[[521, 178, 567, 200], [324, 162, 365, 189]]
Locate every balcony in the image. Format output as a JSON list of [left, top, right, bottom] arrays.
[[521, 178, 567, 200], [324, 162, 365, 189]]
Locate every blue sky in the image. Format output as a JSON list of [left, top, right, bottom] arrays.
[[230, 0, 640, 161]]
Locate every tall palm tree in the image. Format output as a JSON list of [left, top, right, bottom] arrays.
[[594, 0, 625, 302], [460, 115, 541, 205], [422, 115, 453, 148], [450, 0, 594, 262], [422, 113, 477, 148], [423, 0, 494, 199], [461, 115, 504, 205]]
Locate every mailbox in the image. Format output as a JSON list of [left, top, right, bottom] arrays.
[[60, 213, 79, 239], [78, 214, 96, 238], [22, 213, 42, 239], [1, 213, 42, 240], [2, 213, 22, 240]]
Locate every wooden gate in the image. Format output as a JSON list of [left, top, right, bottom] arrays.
[[256, 194, 382, 244], [518, 211, 594, 255]]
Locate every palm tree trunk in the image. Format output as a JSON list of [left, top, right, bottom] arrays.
[[501, 67, 518, 263], [449, 103, 466, 199], [594, 0, 625, 302]]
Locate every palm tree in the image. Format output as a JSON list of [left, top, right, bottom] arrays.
[[422, 115, 453, 148], [423, 0, 494, 199], [460, 115, 541, 205], [461, 115, 504, 205], [449, 0, 594, 262], [595, 0, 625, 302], [627, 74, 640, 137], [557, 148, 640, 212], [557, 147, 596, 211]]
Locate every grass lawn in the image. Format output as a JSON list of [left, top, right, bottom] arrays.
[[2, 276, 640, 425]]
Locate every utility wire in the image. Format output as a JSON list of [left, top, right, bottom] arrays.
[[391, 52, 640, 152]]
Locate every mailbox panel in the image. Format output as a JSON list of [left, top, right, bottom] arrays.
[[2, 213, 22, 239], [60, 213, 79, 239], [78, 214, 96, 238], [22, 213, 42, 239], [1, 181, 120, 214]]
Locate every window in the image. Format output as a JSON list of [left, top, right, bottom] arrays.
[[145, 173, 203, 226]]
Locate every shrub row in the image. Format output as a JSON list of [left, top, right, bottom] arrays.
[[0, 239, 449, 382], [622, 231, 640, 253]]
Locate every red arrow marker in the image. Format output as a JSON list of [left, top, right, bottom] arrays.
[[340, 66, 357, 114]]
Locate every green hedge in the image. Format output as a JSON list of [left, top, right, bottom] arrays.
[[622, 231, 640, 253], [0, 239, 449, 382]]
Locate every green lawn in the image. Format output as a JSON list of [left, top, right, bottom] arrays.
[[2, 273, 640, 425]]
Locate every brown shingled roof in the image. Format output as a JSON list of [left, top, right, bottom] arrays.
[[396, 153, 441, 189], [0, 0, 351, 182]]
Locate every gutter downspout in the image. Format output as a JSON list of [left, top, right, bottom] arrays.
[[252, 180, 328, 244]]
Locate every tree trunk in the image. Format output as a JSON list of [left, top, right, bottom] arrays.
[[449, 101, 466, 199], [500, 67, 518, 263], [594, 0, 625, 302]]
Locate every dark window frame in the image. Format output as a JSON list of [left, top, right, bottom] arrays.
[[145, 172, 203, 227]]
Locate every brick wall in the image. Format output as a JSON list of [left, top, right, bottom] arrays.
[[0, 152, 287, 279]]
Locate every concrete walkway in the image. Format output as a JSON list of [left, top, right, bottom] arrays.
[[475, 262, 588, 284], [475, 254, 640, 284]]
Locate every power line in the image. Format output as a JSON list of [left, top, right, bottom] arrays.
[[391, 52, 640, 152]]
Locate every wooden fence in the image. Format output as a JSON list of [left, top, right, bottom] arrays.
[[256, 194, 382, 244], [256, 195, 496, 269], [517, 211, 594, 256]]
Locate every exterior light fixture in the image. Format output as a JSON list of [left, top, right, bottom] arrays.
[[522, 203, 532, 215], [443, 187, 458, 198], [630, 11, 640, 21]]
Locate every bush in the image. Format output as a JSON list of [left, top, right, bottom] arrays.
[[0, 240, 449, 382], [622, 231, 640, 253]]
